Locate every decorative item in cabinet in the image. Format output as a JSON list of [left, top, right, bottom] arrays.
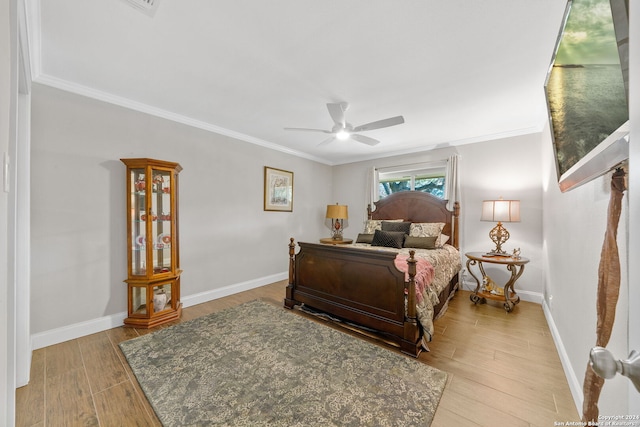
[[121, 158, 183, 328]]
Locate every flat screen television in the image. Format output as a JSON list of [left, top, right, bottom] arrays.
[[544, 0, 629, 192]]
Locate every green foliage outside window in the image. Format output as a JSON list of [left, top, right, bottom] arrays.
[[378, 176, 445, 199]]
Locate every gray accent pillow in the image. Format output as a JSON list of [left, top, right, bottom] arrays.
[[371, 230, 406, 249], [356, 233, 374, 244], [382, 221, 411, 234], [404, 235, 438, 249]]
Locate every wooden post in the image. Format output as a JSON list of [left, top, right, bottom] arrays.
[[405, 250, 417, 325], [453, 201, 460, 249], [284, 238, 296, 309], [288, 238, 295, 283], [401, 250, 421, 356]]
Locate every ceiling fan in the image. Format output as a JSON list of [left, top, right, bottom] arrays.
[[284, 102, 405, 146]]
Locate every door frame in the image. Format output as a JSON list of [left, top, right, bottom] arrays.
[[628, 0, 639, 411]]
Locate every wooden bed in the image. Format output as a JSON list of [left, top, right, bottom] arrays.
[[284, 191, 461, 357]]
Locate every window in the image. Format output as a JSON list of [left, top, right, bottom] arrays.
[[377, 163, 446, 199]]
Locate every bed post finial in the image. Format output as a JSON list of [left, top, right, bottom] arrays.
[[367, 203, 373, 220]]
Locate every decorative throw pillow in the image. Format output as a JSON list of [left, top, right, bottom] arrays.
[[363, 220, 382, 234], [403, 235, 438, 249], [436, 234, 450, 247], [371, 230, 406, 249], [381, 221, 411, 235], [356, 233, 374, 244], [409, 222, 445, 238], [363, 219, 403, 234]]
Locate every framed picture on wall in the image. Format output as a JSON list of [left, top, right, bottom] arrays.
[[264, 167, 293, 212]]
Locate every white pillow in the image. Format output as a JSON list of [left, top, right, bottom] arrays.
[[409, 222, 445, 238], [436, 234, 450, 247]]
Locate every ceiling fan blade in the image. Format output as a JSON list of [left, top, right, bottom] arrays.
[[284, 127, 332, 133], [353, 115, 404, 132], [326, 102, 348, 127], [318, 136, 335, 146], [351, 134, 381, 146]]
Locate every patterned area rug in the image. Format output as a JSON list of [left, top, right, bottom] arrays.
[[119, 299, 447, 426]]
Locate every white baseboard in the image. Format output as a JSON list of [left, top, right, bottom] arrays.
[[31, 272, 288, 351], [542, 299, 583, 417], [31, 311, 128, 350], [514, 289, 544, 304], [181, 272, 287, 307]]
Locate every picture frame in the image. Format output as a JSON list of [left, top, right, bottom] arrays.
[[264, 167, 293, 212]]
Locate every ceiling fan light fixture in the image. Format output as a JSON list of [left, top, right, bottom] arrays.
[[284, 102, 404, 147], [336, 130, 350, 140]]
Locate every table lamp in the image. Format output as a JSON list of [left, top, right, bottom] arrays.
[[326, 203, 348, 240], [481, 198, 520, 255]]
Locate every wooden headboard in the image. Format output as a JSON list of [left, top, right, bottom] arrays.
[[367, 191, 460, 249]]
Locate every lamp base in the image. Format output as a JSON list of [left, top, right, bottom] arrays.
[[488, 221, 510, 255], [331, 218, 343, 240], [483, 251, 509, 257]]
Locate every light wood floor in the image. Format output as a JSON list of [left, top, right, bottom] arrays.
[[16, 281, 579, 426]]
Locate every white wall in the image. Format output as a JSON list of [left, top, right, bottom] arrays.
[[29, 83, 332, 343], [332, 133, 544, 300], [1, 0, 13, 423], [457, 134, 543, 298], [541, 93, 630, 416], [540, 2, 639, 415]]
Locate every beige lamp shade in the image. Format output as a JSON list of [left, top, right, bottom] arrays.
[[480, 199, 520, 254], [326, 204, 349, 219], [481, 199, 520, 223]]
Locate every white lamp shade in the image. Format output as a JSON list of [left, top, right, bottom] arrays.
[[481, 200, 520, 223]]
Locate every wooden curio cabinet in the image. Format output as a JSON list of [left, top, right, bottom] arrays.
[[121, 158, 182, 328]]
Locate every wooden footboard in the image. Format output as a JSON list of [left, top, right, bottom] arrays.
[[284, 238, 423, 357]]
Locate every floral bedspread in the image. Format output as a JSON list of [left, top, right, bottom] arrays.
[[393, 254, 434, 306], [350, 243, 462, 342]]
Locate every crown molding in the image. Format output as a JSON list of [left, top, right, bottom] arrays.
[[32, 72, 545, 168], [336, 124, 544, 166], [34, 73, 333, 165]]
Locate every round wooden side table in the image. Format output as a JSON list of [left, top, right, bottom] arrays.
[[465, 252, 530, 312]]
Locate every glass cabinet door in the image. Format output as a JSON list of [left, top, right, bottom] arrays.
[[129, 281, 174, 316], [151, 168, 172, 275], [130, 284, 148, 316], [130, 168, 147, 276]]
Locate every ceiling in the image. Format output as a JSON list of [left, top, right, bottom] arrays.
[[28, 0, 568, 165]]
